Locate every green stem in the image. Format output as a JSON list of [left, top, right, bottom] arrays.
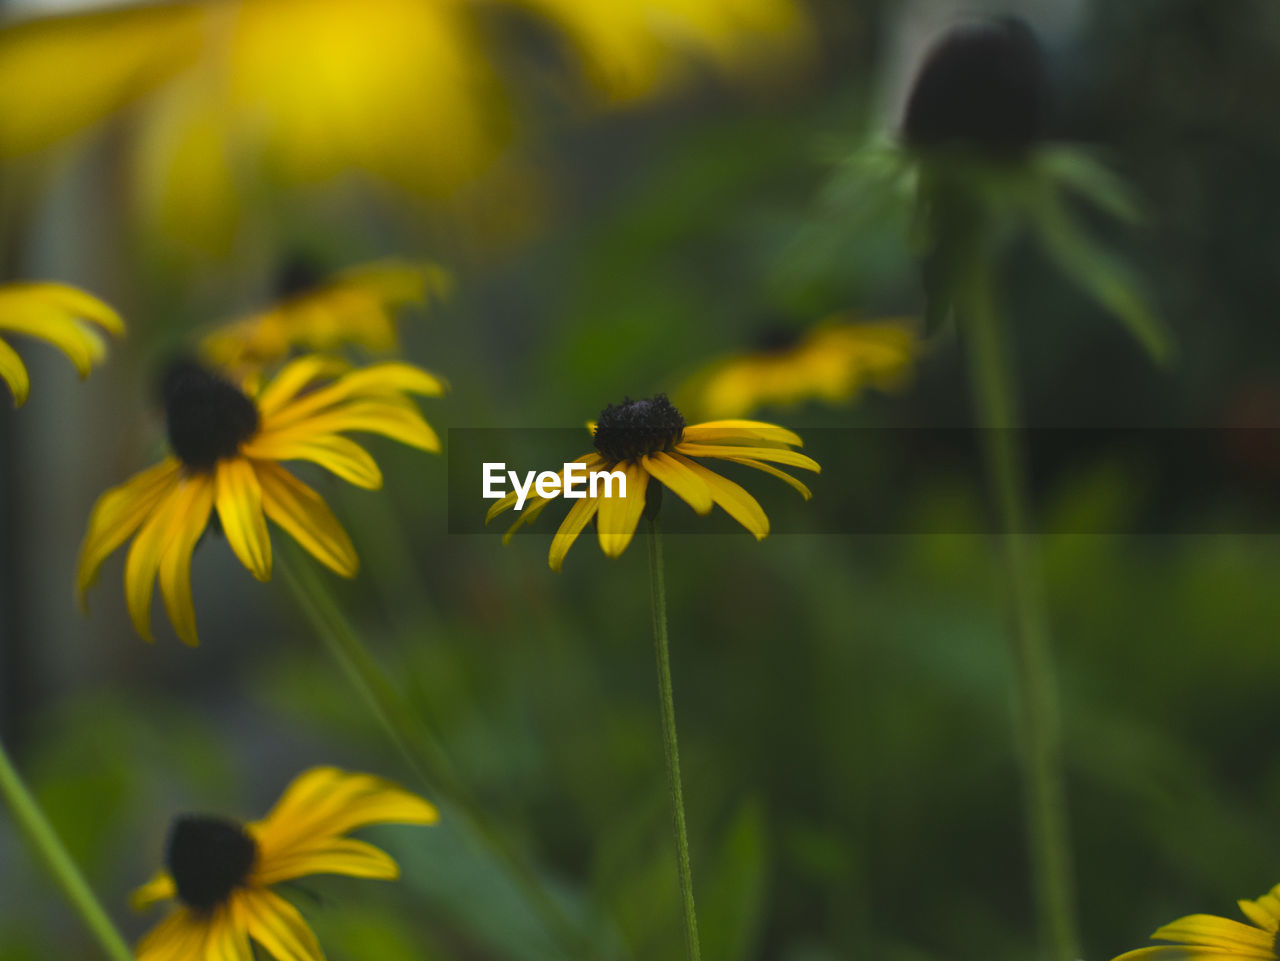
[[646, 519, 701, 961], [963, 266, 1080, 961], [276, 550, 589, 959], [0, 737, 133, 961]]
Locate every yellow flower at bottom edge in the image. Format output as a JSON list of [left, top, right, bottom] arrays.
[[77, 354, 444, 645], [1112, 884, 1280, 961], [200, 259, 451, 371], [133, 766, 438, 961], [0, 282, 123, 406], [680, 317, 917, 420], [486, 394, 819, 571]]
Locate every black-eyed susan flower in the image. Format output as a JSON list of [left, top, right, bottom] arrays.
[[678, 316, 917, 420], [77, 355, 444, 645], [1112, 884, 1280, 961], [201, 260, 451, 371], [486, 394, 818, 570], [0, 282, 123, 406], [133, 766, 438, 961]]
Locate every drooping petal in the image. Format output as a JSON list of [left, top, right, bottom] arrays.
[[640, 450, 713, 514], [0, 300, 105, 376], [77, 458, 183, 604], [19, 282, 125, 336], [204, 907, 254, 961], [157, 473, 216, 646], [215, 458, 272, 581], [720, 455, 812, 500], [277, 398, 440, 452], [257, 462, 358, 578], [1152, 915, 1276, 953], [263, 362, 445, 431], [676, 455, 769, 539], [131, 872, 177, 911], [253, 836, 399, 886], [675, 441, 820, 472], [253, 354, 350, 416], [135, 906, 209, 961], [680, 420, 803, 448], [548, 495, 599, 572], [485, 452, 605, 523], [1112, 947, 1266, 961], [252, 767, 438, 866], [244, 431, 382, 489], [596, 461, 647, 558], [239, 889, 324, 961], [124, 480, 193, 642], [0, 336, 30, 405]]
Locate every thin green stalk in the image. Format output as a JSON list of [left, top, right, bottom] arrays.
[[276, 550, 589, 959], [962, 265, 1079, 961], [0, 737, 133, 961], [646, 518, 701, 961]]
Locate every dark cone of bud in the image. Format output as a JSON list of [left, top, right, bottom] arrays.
[[752, 324, 804, 354], [275, 255, 326, 300], [162, 359, 259, 471], [593, 395, 685, 463], [166, 815, 257, 912], [902, 18, 1047, 154]]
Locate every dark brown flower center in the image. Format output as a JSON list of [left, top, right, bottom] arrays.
[[902, 18, 1047, 154], [593, 395, 685, 462], [162, 359, 260, 471], [166, 815, 258, 912]]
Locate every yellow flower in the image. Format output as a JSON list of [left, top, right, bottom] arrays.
[[133, 766, 438, 961], [77, 355, 444, 645], [201, 260, 451, 371], [680, 316, 917, 420], [1112, 884, 1280, 961], [486, 394, 818, 570], [0, 282, 123, 406]]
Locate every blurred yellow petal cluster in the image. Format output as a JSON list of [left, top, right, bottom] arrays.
[[0, 0, 814, 250], [680, 317, 917, 420], [0, 282, 124, 406], [201, 260, 451, 370]]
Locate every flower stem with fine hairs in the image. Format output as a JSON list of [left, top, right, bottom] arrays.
[[962, 264, 1079, 961], [277, 549, 590, 958], [0, 737, 133, 961], [646, 518, 702, 961]]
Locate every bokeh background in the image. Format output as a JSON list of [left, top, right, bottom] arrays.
[[4, 0, 1280, 959]]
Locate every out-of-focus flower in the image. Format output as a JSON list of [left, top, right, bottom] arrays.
[[0, 0, 814, 249], [0, 282, 123, 406], [679, 316, 916, 419], [201, 260, 451, 371], [133, 766, 438, 961], [487, 394, 818, 570], [1111, 884, 1280, 961], [77, 356, 444, 645]]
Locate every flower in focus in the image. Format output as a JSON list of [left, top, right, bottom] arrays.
[[77, 355, 444, 645], [133, 766, 438, 961], [1111, 884, 1280, 961], [679, 316, 917, 420], [487, 394, 818, 570], [0, 282, 123, 406], [201, 260, 451, 371]]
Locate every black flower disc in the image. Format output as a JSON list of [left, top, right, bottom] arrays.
[[166, 815, 258, 912], [162, 359, 260, 471], [593, 394, 686, 462]]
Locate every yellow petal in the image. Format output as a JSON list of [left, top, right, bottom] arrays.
[[675, 441, 820, 473], [720, 455, 812, 500], [548, 495, 599, 572], [681, 420, 803, 448], [596, 461, 647, 558], [1242, 889, 1280, 934], [485, 452, 605, 523], [257, 462, 358, 578], [253, 354, 350, 417], [131, 872, 176, 912], [124, 482, 190, 642], [1153, 915, 1275, 952], [244, 431, 382, 489], [0, 336, 29, 406], [0, 299, 104, 376], [264, 361, 445, 431], [641, 450, 713, 514], [157, 474, 215, 647], [14, 282, 125, 336], [215, 459, 272, 581], [283, 399, 440, 452], [77, 459, 182, 605], [239, 889, 324, 961], [1111, 947, 1260, 961], [678, 455, 769, 539], [135, 906, 208, 961], [254, 837, 399, 886], [205, 906, 253, 961]]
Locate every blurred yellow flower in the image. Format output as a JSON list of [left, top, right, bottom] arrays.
[[1112, 884, 1280, 961], [201, 260, 451, 371], [133, 766, 438, 961], [0, 0, 813, 248], [77, 356, 444, 645], [487, 394, 818, 570], [0, 283, 123, 406], [680, 317, 917, 420]]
